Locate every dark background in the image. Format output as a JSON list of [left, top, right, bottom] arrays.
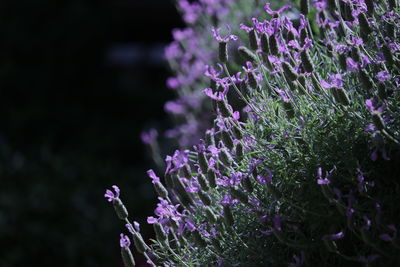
[[0, 1, 182, 266]]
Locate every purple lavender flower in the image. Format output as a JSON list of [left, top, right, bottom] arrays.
[[203, 88, 227, 101], [165, 149, 190, 174], [211, 26, 238, 42], [365, 98, 386, 114], [104, 185, 120, 202], [120, 233, 131, 248], [147, 197, 183, 227], [204, 64, 223, 81], [256, 169, 273, 184], [320, 74, 343, 89], [178, 0, 201, 24], [140, 128, 158, 145], [166, 76, 180, 89], [164, 100, 187, 115], [346, 36, 363, 46], [317, 168, 330, 185], [346, 57, 359, 72], [313, 0, 326, 11], [275, 88, 291, 102], [264, 2, 291, 15], [147, 169, 160, 184], [322, 230, 344, 240], [217, 194, 239, 206], [376, 71, 391, 82], [126, 222, 140, 234]]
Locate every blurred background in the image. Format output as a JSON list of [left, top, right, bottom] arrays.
[[0, 0, 182, 266]]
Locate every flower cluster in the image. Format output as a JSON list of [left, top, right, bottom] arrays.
[[107, 0, 400, 266]]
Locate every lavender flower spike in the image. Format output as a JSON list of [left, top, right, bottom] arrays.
[[264, 2, 291, 15], [120, 234, 135, 267]]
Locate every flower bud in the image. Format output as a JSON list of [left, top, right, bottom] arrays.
[[198, 191, 212, 206], [365, 0, 373, 15], [219, 41, 228, 63], [287, 79, 298, 92], [297, 75, 307, 92], [331, 87, 350, 106], [164, 173, 174, 189], [372, 114, 385, 130], [338, 54, 347, 72], [378, 83, 387, 100], [113, 198, 129, 220], [238, 46, 258, 62], [300, 0, 309, 15], [385, 22, 395, 40], [153, 222, 167, 242], [326, 43, 333, 58], [240, 79, 252, 97], [217, 100, 232, 118], [198, 174, 210, 191], [235, 142, 244, 161], [358, 69, 373, 91], [205, 131, 215, 147], [198, 152, 209, 174], [260, 33, 269, 54], [223, 206, 234, 226], [222, 131, 234, 150], [172, 175, 193, 207], [248, 72, 259, 89], [180, 164, 192, 178], [207, 169, 217, 188], [282, 62, 298, 81], [121, 247, 136, 267], [219, 148, 233, 166], [311, 75, 321, 92], [154, 182, 169, 198], [283, 102, 295, 119], [230, 188, 249, 204], [358, 13, 371, 40], [301, 50, 314, 73], [192, 230, 207, 248], [233, 126, 243, 140], [327, 0, 337, 11], [205, 207, 218, 224], [336, 88, 350, 106], [132, 233, 148, 254], [268, 36, 278, 56], [248, 29, 258, 50], [382, 44, 394, 66], [351, 47, 361, 62], [241, 177, 253, 193], [340, 1, 353, 22]]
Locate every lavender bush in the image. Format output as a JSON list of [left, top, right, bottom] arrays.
[[107, 0, 400, 266]]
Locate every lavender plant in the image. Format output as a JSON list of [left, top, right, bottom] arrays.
[[107, 0, 400, 266]]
